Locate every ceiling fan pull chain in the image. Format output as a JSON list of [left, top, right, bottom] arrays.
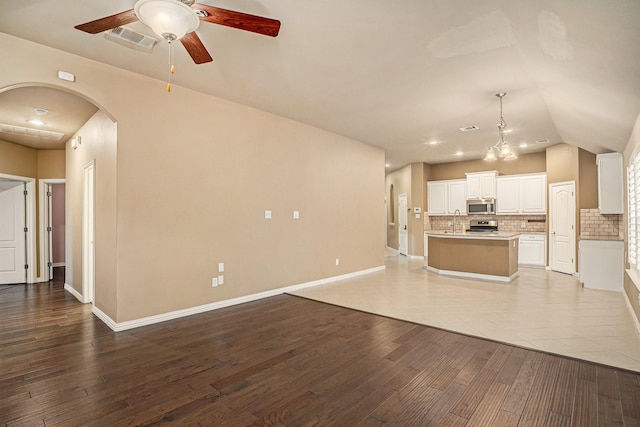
[[167, 40, 175, 92]]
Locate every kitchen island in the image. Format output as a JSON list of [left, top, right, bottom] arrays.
[[425, 231, 520, 283]]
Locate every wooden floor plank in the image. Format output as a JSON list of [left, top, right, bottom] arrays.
[[1, 278, 639, 426]]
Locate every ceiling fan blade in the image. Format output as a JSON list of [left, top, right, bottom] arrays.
[[75, 10, 138, 34], [193, 4, 280, 37], [181, 32, 213, 64]]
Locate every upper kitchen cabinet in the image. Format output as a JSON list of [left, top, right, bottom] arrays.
[[597, 153, 623, 214], [466, 171, 498, 200], [428, 179, 467, 215], [496, 173, 546, 215]]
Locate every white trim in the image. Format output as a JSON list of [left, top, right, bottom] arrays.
[[426, 266, 517, 283], [385, 246, 400, 255], [82, 160, 95, 305], [64, 282, 88, 303], [622, 273, 640, 334], [39, 178, 65, 283], [91, 265, 386, 332]]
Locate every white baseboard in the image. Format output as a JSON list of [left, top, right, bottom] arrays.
[[426, 266, 517, 284], [64, 283, 88, 303], [91, 265, 386, 332]]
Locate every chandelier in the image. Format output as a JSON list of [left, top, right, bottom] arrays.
[[484, 92, 517, 161]]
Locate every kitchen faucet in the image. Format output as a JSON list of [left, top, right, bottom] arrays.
[[453, 209, 460, 233]]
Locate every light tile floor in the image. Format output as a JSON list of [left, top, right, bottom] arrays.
[[289, 252, 640, 372]]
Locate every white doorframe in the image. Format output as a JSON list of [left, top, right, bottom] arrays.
[[0, 173, 36, 283], [549, 181, 576, 275], [398, 193, 408, 256], [39, 178, 65, 282], [82, 161, 96, 304]]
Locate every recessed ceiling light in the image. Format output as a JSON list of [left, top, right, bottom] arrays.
[[455, 151, 464, 156], [34, 108, 48, 115], [503, 129, 513, 134], [428, 140, 439, 145], [385, 163, 390, 168], [27, 119, 46, 126], [519, 143, 528, 148]]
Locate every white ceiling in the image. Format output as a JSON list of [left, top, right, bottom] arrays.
[[0, 1, 638, 169]]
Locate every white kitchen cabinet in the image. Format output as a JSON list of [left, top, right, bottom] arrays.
[[520, 174, 546, 214], [466, 171, 498, 200], [579, 239, 623, 291], [518, 234, 546, 267], [447, 180, 467, 214], [427, 181, 447, 215], [496, 173, 546, 215], [496, 176, 520, 214], [427, 179, 466, 215], [597, 153, 623, 214]]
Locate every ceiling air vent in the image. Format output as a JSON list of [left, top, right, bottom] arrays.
[[105, 27, 158, 53], [0, 123, 65, 140], [536, 138, 550, 144], [459, 125, 479, 132]]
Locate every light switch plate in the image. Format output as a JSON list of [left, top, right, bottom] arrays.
[[218, 262, 224, 273], [293, 210, 300, 219]]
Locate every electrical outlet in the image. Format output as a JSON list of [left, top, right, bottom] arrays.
[[211, 277, 218, 287], [218, 275, 224, 285], [218, 262, 224, 273], [293, 210, 300, 219], [335, 258, 340, 266], [264, 210, 272, 219]]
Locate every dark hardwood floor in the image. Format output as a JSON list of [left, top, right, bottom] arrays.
[[1, 274, 640, 426]]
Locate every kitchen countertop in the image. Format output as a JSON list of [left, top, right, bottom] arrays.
[[425, 230, 520, 240]]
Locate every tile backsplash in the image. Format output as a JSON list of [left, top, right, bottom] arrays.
[[579, 208, 623, 239], [425, 214, 546, 232]]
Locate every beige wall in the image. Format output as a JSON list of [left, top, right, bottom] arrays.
[[0, 33, 385, 323], [546, 144, 579, 185], [429, 152, 546, 181], [578, 149, 598, 210], [385, 164, 411, 251], [66, 111, 118, 319], [0, 139, 37, 177], [37, 150, 65, 179]]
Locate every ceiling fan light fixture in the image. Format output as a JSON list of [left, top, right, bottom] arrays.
[[134, 0, 200, 41]]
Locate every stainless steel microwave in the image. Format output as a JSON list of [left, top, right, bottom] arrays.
[[466, 198, 496, 215]]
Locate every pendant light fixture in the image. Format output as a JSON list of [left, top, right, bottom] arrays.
[[484, 92, 517, 161]]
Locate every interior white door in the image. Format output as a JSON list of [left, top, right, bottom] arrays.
[[45, 183, 53, 280], [550, 182, 576, 274], [398, 194, 408, 256], [0, 184, 26, 284], [83, 162, 96, 303]]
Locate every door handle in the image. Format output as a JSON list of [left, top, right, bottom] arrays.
[[404, 225, 407, 230]]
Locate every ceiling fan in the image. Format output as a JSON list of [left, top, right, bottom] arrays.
[[74, 0, 281, 64]]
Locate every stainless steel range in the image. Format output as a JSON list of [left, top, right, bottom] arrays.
[[468, 219, 498, 233]]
